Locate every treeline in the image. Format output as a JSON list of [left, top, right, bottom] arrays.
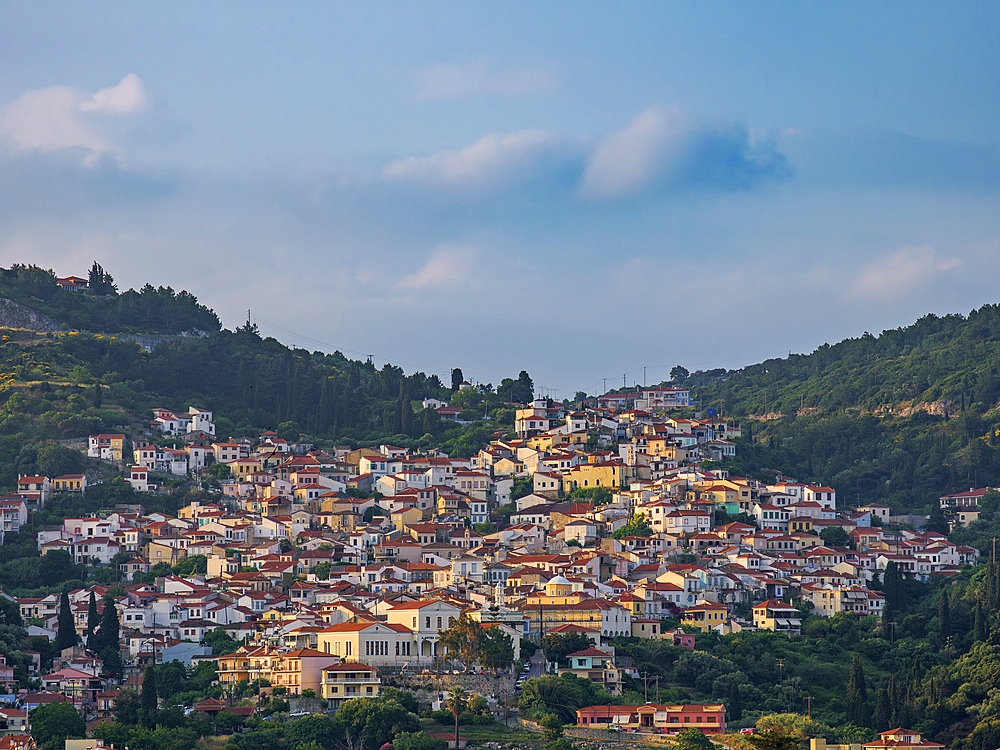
[[683, 304, 1000, 512], [0, 321, 531, 456], [696, 305, 1000, 417], [0, 264, 221, 334]]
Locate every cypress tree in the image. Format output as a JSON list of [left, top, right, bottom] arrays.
[[86, 591, 99, 642], [874, 687, 891, 731], [991, 560, 1000, 614], [95, 596, 121, 676], [140, 666, 158, 727], [887, 674, 901, 728], [884, 561, 901, 611], [392, 397, 403, 435], [939, 591, 951, 641], [55, 590, 78, 652], [401, 397, 414, 437], [846, 657, 871, 727], [728, 682, 743, 722], [975, 599, 987, 642]]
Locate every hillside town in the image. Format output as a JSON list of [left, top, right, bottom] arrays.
[[0, 388, 988, 748]]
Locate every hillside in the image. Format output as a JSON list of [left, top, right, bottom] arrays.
[[4, 262, 1000, 512], [682, 305, 1000, 513]]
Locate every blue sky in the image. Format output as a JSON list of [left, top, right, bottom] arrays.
[[2, 2, 999, 397]]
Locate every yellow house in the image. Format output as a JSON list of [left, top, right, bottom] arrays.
[[230, 457, 264, 479], [52, 474, 87, 492], [322, 662, 381, 707], [216, 646, 260, 685], [789, 517, 814, 533], [89, 433, 125, 461], [561, 461, 624, 493], [525, 575, 588, 606], [391, 507, 423, 531], [681, 603, 729, 633]]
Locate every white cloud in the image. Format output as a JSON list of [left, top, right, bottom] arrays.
[[413, 61, 556, 100], [580, 106, 789, 199], [396, 245, 476, 291], [0, 74, 147, 156], [847, 244, 964, 302], [79, 73, 148, 114], [382, 129, 573, 192], [580, 106, 694, 199]]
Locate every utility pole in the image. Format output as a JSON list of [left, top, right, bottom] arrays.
[[638, 672, 654, 702], [776, 658, 784, 684], [805, 696, 813, 719]]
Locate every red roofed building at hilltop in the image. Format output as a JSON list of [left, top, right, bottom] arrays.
[[939, 487, 995, 510], [862, 729, 945, 750], [576, 703, 726, 734]]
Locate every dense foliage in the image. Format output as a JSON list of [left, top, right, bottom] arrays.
[[675, 304, 1000, 513]]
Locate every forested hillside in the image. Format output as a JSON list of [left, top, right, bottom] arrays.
[[6, 261, 1000, 513], [0, 264, 221, 334], [685, 305, 1000, 513]]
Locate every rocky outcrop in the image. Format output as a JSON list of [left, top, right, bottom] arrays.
[[0, 297, 62, 332]]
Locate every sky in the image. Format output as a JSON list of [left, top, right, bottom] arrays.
[[2, 2, 999, 398]]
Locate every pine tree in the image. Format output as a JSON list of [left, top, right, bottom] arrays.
[[86, 592, 99, 642], [140, 666, 158, 727], [846, 657, 871, 727], [55, 591, 78, 652], [939, 591, 951, 641], [874, 687, 891, 731], [93, 384, 102, 409]]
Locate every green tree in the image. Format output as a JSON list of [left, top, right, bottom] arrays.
[[845, 657, 870, 728], [975, 599, 988, 643], [55, 590, 78, 651], [439, 614, 482, 672], [671, 366, 690, 382], [612, 514, 653, 539], [333, 694, 419, 749], [938, 591, 951, 641], [113, 688, 141, 725], [873, 687, 890, 731], [393, 732, 448, 750], [29, 702, 86, 750], [541, 632, 593, 667], [819, 526, 851, 548], [674, 729, 715, 750], [746, 727, 801, 750], [539, 713, 564, 743], [204, 627, 240, 656], [287, 714, 338, 750], [86, 591, 99, 642], [141, 666, 158, 727], [479, 626, 515, 671], [94, 594, 122, 676]]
